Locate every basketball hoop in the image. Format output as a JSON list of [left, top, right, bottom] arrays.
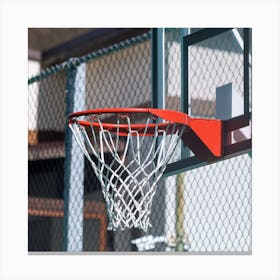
[[67, 108, 223, 231]]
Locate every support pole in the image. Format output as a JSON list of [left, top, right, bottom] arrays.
[[63, 61, 86, 251], [150, 28, 166, 239], [152, 28, 165, 109], [175, 28, 190, 252]]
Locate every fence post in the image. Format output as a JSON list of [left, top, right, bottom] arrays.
[[149, 28, 166, 240], [174, 28, 190, 252], [152, 28, 165, 109], [63, 60, 86, 251]]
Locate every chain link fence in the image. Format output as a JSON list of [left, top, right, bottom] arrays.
[[28, 28, 252, 253]]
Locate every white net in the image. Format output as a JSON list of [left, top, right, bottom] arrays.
[[69, 112, 185, 231]]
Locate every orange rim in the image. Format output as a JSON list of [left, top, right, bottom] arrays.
[[67, 108, 191, 136], [68, 108, 190, 127], [67, 107, 223, 158]]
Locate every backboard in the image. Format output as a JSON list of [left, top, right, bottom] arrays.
[[161, 28, 252, 176]]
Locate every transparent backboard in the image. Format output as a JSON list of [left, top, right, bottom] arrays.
[[163, 28, 252, 177]]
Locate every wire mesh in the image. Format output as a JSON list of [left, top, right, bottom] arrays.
[[164, 154, 251, 252], [28, 28, 252, 253], [28, 71, 66, 251]]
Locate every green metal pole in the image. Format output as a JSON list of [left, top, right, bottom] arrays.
[[150, 28, 166, 236], [63, 59, 85, 252], [175, 28, 190, 252], [151, 28, 165, 109]]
